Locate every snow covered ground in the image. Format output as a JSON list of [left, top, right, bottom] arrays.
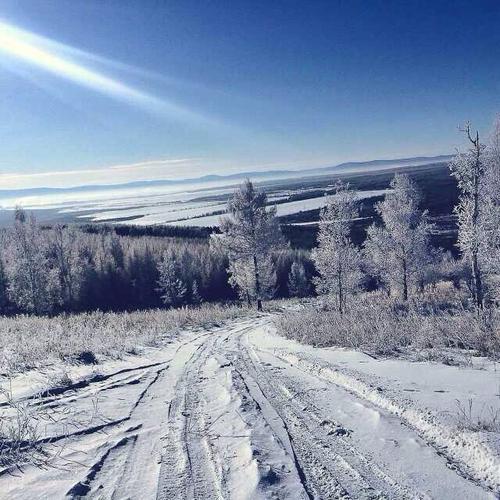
[[1, 314, 498, 499], [164, 190, 388, 228]]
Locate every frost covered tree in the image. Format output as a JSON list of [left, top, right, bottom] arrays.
[[6, 209, 60, 314], [364, 174, 431, 301], [484, 118, 500, 300], [450, 122, 500, 307], [191, 280, 202, 305], [287, 261, 310, 298], [312, 182, 362, 313], [156, 255, 187, 308], [228, 257, 276, 305], [0, 257, 8, 313], [216, 180, 283, 310], [49, 225, 84, 309]]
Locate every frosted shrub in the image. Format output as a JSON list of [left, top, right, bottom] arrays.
[[0, 304, 247, 374], [276, 293, 500, 358]]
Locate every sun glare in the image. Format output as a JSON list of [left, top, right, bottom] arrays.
[[0, 20, 213, 125]]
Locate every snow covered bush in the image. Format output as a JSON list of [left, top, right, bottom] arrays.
[[276, 292, 500, 358], [0, 303, 249, 374]]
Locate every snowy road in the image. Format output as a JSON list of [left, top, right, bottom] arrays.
[[1, 315, 498, 499]]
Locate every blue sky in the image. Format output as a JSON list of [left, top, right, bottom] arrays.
[[0, 0, 499, 189]]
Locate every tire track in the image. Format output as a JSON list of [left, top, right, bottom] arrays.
[[228, 329, 423, 499]]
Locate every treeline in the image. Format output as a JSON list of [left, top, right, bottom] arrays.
[[1, 120, 498, 317], [213, 119, 499, 313], [310, 121, 500, 312], [0, 210, 312, 316]]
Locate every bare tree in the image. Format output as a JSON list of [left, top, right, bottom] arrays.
[[312, 181, 362, 313], [364, 174, 431, 301], [6, 209, 60, 315], [449, 122, 500, 307], [215, 180, 283, 310], [49, 225, 84, 309]]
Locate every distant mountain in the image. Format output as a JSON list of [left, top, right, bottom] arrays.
[[310, 155, 453, 174], [0, 155, 452, 199]]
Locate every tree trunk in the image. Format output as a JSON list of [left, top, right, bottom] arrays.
[[470, 129, 484, 309], [402, 258, 408, 301], [472, 251, 484, 308], [338, 272, 343, 315], [253, 254, 262, 311]]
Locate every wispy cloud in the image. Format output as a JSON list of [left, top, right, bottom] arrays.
[[0, 19, 218, 126], [0, 158, 205, 189]]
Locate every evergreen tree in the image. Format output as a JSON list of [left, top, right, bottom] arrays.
[[287, 261, 310, 298], [215, 180, 284, 310], [157, 255, 187, 308]]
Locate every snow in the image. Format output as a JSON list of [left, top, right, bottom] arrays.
[[167, 189, 389, 228], [1, 314, 497, 499]]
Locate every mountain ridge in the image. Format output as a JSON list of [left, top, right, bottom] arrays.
[[0, 154, 452, 197]]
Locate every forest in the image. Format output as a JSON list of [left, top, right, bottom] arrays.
[[0, 121, 498, 329], [0, 209, 312, 315]]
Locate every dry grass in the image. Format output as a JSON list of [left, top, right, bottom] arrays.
[[275, 292, 500, 359], [0, 303, 250, 469], [0, 303, 249, 374], [0, 383, 48, 469], [454, 398, 500, 433]]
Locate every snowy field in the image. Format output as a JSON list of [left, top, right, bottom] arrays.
[[0, 175, 387, 228], [1, 313, 498, 499], [162, 190, 388, 228]]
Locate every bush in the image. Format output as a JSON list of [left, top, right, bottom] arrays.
[[0, 303, 249, 374], [275, 292, 500, 358]]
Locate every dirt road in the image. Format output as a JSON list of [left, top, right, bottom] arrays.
[[1, 315, 496, 499]]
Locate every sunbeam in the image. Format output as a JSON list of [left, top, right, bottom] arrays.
[[0, 19, 216, 126]]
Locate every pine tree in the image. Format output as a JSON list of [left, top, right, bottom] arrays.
[[364, 174, 431, 301], [191, 280, 202, 305], [157, 255, 187, 308], [287, 261, 310, 298], [312, 181, 362, 313], [215, 179, 284, 310]]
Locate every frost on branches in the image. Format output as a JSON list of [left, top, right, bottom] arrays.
[[157, 254, 187, 308], [364, 174, 432, 301], [312, 181, 362, 313], [450, 121, 500, 307], [287, 261, 311, 298], [214, 179, 284, 310]]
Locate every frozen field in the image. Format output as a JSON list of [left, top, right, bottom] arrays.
[[0, 179, 387, 228], [162, 189, 388, 228], [1, 313, 498, 499]]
